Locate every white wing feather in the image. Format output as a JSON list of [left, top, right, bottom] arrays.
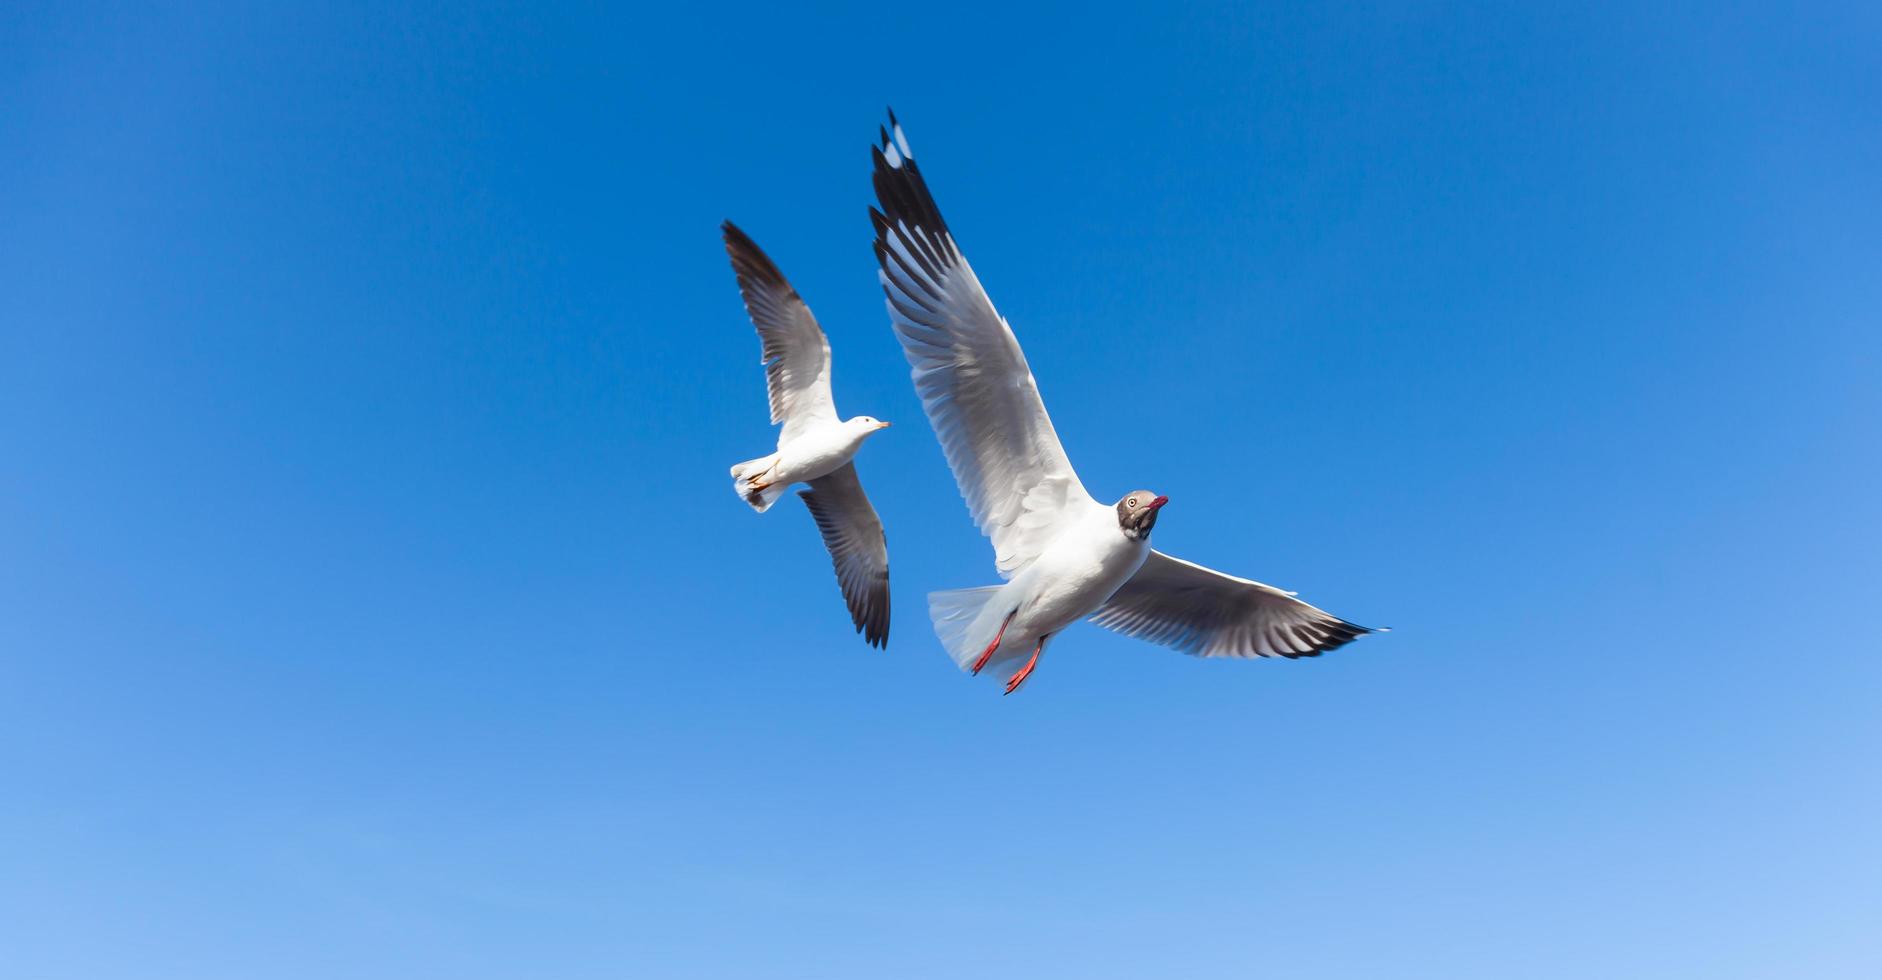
[[722, 222, 838, 443], [1092, 551, 1381, 658], [869, 116, 1093, 577]]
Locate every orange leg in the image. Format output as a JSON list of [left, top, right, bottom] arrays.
[[972, 609, 1018, 675], [1004, 634, 1049, 695]]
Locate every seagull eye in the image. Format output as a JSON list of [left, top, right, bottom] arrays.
[[1127, 497, 1138, 508]]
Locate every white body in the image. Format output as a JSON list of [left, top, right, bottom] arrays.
[[959, 502, 1150, 669], [767, 419, 876, 487], [730, 417, 884, 512]]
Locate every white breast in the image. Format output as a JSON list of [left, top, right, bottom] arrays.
[[774, 422, 863, 485], [1010, 503, 1151, 637]]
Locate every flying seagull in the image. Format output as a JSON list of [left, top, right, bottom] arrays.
[[723, 221, 891, 648], [869, 113, 1381, 692]]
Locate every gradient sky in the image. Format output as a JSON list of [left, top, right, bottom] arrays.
[[4, 3, 1879, 977]]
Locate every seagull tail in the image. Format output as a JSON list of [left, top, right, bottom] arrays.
[[730, 452, 786, 513], [928, 585, 1007, 672]]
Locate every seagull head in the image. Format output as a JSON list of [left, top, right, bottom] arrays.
[[848, 415, 893, 434], [1116, 490, 1169, 539]]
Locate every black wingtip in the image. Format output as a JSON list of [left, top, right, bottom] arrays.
[[870, 122, 951, 243], [720, 221, 793, 299], [859, 610, 890, 649]]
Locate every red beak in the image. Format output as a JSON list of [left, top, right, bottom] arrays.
[[1147, 495, 1169, 511]]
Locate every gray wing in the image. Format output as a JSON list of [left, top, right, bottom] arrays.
[[869, 113, 1093, 579], [799, 463, 890, 648], [722, 221, 839, 442], [1091, 551, 1380, 659]]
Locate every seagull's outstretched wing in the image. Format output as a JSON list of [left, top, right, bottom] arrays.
[[799, 463, 890, 648], [870, 113, 1093, 578], [722, 221, 839, 442], [1091, 551, 1381, 659]]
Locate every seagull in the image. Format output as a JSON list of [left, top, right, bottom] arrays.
[[869, 113, 1381, 693], [722, 221, 892, 648]]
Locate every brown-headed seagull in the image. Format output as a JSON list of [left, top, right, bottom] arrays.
[[869, 114, 1381, 692]]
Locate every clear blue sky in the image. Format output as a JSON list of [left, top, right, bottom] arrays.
[[4, 3, 1878, 977]]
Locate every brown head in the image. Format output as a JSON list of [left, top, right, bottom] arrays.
[[1116, 490, 1168, 539]]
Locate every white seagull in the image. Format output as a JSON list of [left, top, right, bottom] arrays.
[[723, 221, 892, 648], [869, 114, 1381, 693]]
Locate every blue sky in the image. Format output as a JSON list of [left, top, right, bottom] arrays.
[[4, 2, 1879, 977]]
